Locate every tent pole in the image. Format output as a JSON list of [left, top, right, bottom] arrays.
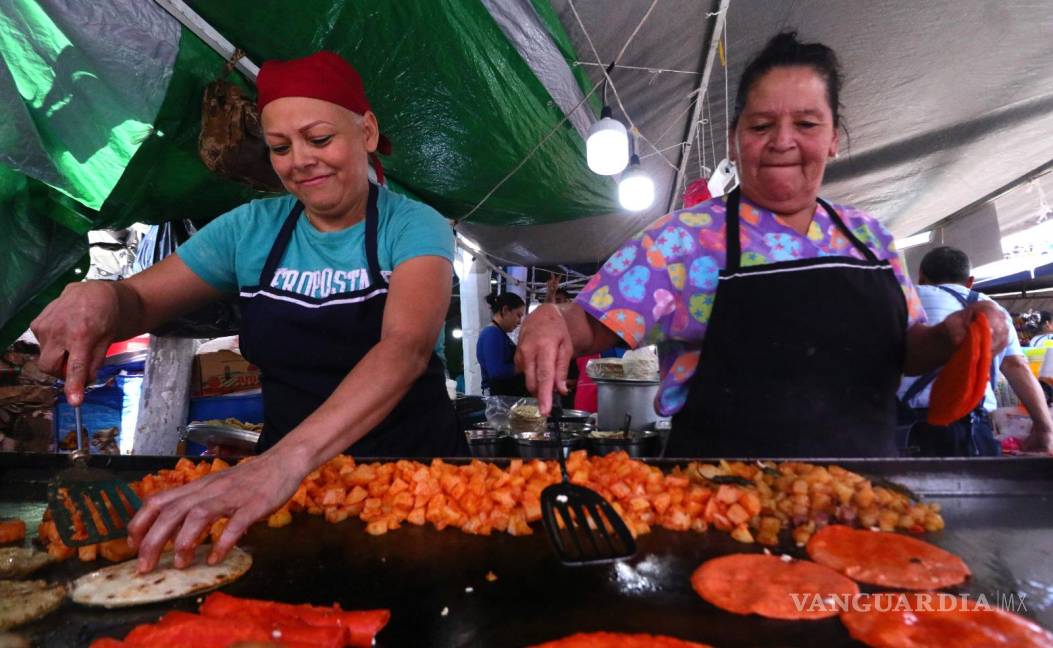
[[666, 0, 730, 213], [153, 0, 259, 81], [460, 257, 490, 396], [132, 336, 197, 455]]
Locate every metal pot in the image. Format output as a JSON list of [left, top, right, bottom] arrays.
[[594, 378, 660, 433], [513, 432, 586, 460]]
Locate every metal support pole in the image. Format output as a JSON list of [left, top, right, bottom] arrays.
[[667, 0, 730, 212], [132, 336, 197, 455], [459, 257, 491, 396]]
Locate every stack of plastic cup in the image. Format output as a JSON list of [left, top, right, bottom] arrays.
[[1025, 347, 1048, 377], [1039, 348, 1053, 384]]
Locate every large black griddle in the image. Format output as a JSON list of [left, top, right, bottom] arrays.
[[2, 453, 1051, 647]]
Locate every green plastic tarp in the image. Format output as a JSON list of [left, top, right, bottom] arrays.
[[0, 0, 615, 346]]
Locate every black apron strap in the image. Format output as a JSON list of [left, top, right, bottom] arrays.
[[725, 191, 880, 267], [363, 183, 385, 288], [816, 197, 879, 263], [258, 201, 305, 287], [724, 188, 743, 271]]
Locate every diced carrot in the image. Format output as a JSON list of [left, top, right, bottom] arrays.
[[47, 540, 75, 561], [267, 508, 292, 528], [208, 518, 229, 545], [490, 489, 515, 509], [78, 544, 98, 562], [0, 518, 27, 544], [365, 519, 388, 535], [716, 485, 741, 504], [324, 507, 349, 524], [321, 487, 346, 506], [348, 465, 376, 486], [726, 503, 751, 526]]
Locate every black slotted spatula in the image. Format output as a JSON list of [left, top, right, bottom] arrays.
[[46, 404, 141, 547], [540, 403, 636, 565]]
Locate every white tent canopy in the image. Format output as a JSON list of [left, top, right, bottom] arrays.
[[461, 0, 1053, 269]]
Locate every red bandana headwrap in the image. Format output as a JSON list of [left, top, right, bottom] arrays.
[[257, 51, 390, 183]]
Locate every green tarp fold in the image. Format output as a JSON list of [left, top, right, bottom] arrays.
[[0, 0, 614, 345]]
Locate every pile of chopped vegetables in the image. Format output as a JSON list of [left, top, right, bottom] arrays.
[[41, 453, 942, 562]]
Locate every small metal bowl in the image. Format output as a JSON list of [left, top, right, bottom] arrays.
[[513, 431, 586, 460], [181, 422, 260, 457], [555, 409, 594, 423], [586, 430, 660, 458], [465, 426, 514, 458]]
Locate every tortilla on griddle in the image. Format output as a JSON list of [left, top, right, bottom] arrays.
[[0, 548, 54, 580], [0, 580, 66, 630], [70, 545, 251, 608]]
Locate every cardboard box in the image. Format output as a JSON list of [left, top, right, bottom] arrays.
[[191, 350, 260, 397]]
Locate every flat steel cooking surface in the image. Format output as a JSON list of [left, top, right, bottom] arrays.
[[2, 454, 1050, 647]]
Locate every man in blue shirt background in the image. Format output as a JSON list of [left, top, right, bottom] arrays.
[[899, 247, 1053, 455]]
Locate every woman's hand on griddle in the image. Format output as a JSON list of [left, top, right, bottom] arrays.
[[127, 448, 309, 573], [30, 281, 120, 406], [515, 304, 573, 416]]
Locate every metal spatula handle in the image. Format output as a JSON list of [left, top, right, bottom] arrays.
[[72, 404, 88, 462], [550, 401, 570, 482]]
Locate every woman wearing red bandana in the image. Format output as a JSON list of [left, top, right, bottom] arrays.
[[31, 52, 465, 572]]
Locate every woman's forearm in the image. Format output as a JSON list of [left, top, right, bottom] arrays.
[[903, 322, 955, 376], [1002, 356, 1053, 430], [271, 336, 434, 472], [561, 303, 619, 355]]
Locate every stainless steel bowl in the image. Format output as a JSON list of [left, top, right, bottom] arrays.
[[182, 422, 260, 456], [465, 426, 514, 458], [586, 430, 661, 458], [513, 431, 586, 460], [556, 409, 593, 422]]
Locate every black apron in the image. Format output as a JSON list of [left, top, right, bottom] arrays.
[[238, 183, 465, 457], [668, 189, 908, 458]]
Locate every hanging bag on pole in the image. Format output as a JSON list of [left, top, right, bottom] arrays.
[[198, 50, 284, 192]]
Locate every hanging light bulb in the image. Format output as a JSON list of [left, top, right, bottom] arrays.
[[619, 154, 655, 211], [586, 106, 629, 175]]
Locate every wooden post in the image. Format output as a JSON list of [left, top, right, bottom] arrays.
[[132, 335, 197, 455]]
